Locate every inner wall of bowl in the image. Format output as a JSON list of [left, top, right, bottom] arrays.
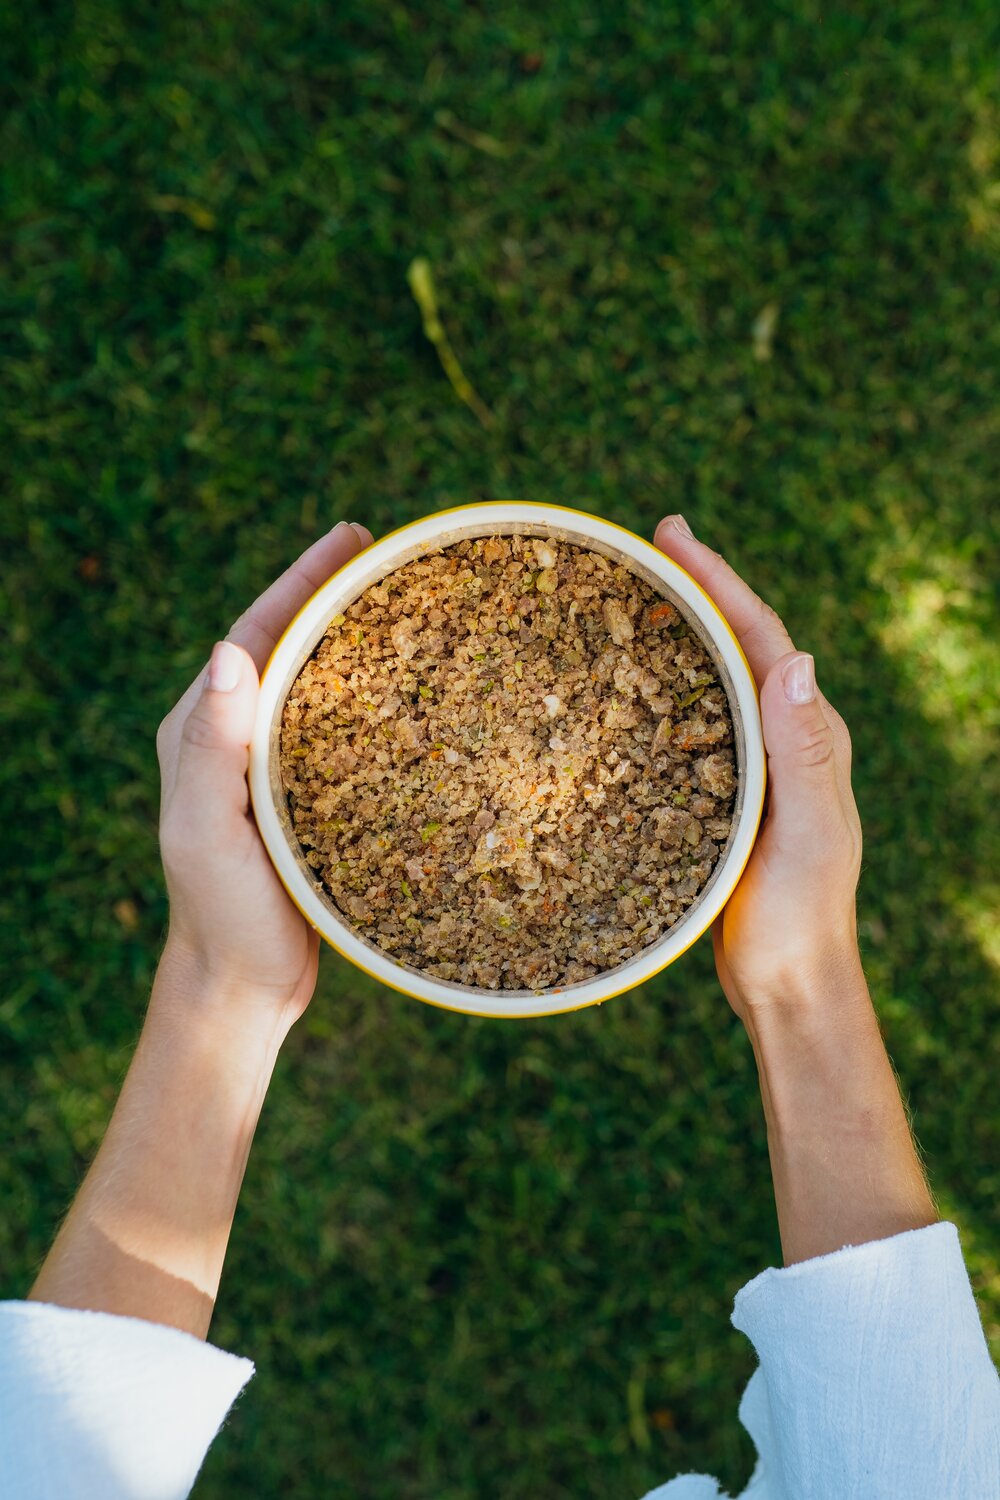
[[266, 519, 748, 997]]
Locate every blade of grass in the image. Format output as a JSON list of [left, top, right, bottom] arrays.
[[434, 109, 510, 157], [407, 257, 495, 429]]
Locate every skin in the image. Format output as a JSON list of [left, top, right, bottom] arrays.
[[654, 515, 936, 1263], [30, 512, 936, 1339]]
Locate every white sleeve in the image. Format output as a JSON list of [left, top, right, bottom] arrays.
[[731, 1220, 1000, 1499], [640, 1221, 1000, 1500], [0, 1300, 254, 1500]]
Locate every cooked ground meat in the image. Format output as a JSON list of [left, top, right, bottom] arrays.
[[279, 533, 736, 992]]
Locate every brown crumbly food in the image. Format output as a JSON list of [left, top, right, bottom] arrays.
[[279, 534, 736, 991]]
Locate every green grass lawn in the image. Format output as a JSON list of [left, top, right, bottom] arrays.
[[2, 2, 999, 1495]]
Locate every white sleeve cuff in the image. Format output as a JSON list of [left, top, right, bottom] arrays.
[[0, 1300, 253, 1500], [731, 1221, 1000, 1499]]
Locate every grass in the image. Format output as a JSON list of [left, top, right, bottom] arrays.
[[2, 2, 999, 1495]]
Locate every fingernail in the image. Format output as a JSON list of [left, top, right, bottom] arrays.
[[330, 520, 371, 547], [782, 653, 815, 704], [207, 640, 242, 693], [664, 513, 694, 539]]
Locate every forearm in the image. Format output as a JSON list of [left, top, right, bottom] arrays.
[[745, 951, 938, 1265], [30, 945, 285, 1339]]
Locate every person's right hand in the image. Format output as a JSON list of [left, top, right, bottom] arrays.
[[654, 514, 864, 1025], [155, 520, 374, 1029]]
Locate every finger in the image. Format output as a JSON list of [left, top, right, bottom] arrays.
[[163, 642, 259, 850], [654, 514, 795, 686], [157, 520, 375, 787], [757, 651, 842, 855], [228, 520, 374, 671], [815, 690, 857, 830]]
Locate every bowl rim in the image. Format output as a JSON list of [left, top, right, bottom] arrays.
[[249, 501, 766, 1018]]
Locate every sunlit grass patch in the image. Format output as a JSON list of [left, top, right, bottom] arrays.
[[868, 525, 998, 769]]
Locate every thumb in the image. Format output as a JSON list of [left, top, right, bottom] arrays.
[[758, 652, 839, 850], [172, 641, 259, 830]]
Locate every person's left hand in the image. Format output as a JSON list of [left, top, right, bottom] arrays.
[[155, 521, 373, 1025]]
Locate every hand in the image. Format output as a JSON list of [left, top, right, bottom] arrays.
[[654, 514, 864, 1024], [156, 520, 374, 1026]]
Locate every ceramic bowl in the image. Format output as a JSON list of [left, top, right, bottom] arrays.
[[248, 502, 765, 1018]]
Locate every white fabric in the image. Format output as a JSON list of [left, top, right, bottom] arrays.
[[643, 1221, 1000, 1499], [0, 1301, 252, 1499], [2, 1223, 997, 1499]]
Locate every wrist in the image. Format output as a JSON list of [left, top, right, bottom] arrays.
[[741, 947, 878, 1123], [152, 936, 296, 1059], [736, 930, 867, 1022], [745, 985, 884, 1140]]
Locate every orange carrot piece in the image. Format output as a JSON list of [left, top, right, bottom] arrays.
[[648, 603, 677, 626]]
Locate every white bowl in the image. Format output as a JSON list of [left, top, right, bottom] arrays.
[[249, 502, 766, 1019]]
